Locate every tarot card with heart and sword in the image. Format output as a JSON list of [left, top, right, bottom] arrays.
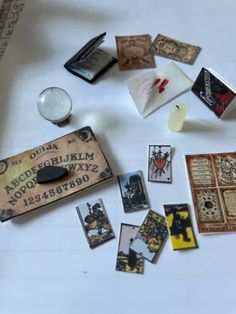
[[148, 145, 172, 183]]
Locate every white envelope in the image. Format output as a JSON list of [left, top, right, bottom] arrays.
[[127, 62, 193, 118]]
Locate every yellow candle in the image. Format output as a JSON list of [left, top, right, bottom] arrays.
[[168, 103, 188, 132]]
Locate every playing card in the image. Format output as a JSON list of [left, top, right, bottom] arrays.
[[163, 203, 197, 250], [148, 145, 172, 183], [127, 62, 192, 118], [76, 199, 114, 248], [151, 34, 201, 64], [115, 35, 156, 70], [115, 223, 144, 274], [130, 210, 168, 263], [117, 170, 150, 213]]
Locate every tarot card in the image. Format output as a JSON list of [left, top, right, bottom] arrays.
[[186, 152, 236, 233], [148, 145, 172, 183], [163, 204, 197, 250], [151, 34, 201, 64], [115, 35, 156, 70], [76, 199, 114, 248], [117, 170, 150, 213], [130, 210, 168, 263], [115, 223, 144, 274]]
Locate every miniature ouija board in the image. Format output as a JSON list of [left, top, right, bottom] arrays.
[[0, 126, 113, 222], [186, 152, 236, 233]]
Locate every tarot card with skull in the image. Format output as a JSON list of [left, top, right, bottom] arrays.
[[130, 210, 168, 263], [148, 145, 172, 183], [163, 203, 197, 250], [115, 223, 144, 274], [117, 170, 150, 213], [76, 199, 114, 248]]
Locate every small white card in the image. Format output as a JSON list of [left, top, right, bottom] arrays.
[[127, 62, 193, 118]]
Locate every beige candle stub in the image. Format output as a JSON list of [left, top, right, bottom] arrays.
[[168, 103, 188, 132]]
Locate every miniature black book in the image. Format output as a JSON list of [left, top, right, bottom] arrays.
[[64, 32, 117, 83], [192, 67, 236, 118]]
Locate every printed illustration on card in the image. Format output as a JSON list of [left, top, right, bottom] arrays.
[[117, 170, 149, 212], [186, 152, 236, 233], [115, 35, 155, 70], [148, 145, 172, 183], [151, 34, 201, 64], [76, 199, 114, 248], [164, 203, 197, 250], [130, 210, 168, 263], [115, 223, 144, 274]]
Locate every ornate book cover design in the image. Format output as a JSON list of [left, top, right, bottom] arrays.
[[192, 68, 236, 118], [0, 126, 113, 222], [186, 152, 236, 233]]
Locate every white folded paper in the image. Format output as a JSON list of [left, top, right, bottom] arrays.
[[127, 62, 193, 118]]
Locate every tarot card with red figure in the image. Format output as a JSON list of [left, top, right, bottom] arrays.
[[76, 199, 114, 248], [148, 145, 172, 183]]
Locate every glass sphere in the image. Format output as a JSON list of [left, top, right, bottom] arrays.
[[37, 87, 72, 123]]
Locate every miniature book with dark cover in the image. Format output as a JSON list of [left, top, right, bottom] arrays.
[[64, 32, 117, 83], [0, 126, 113, 222], [192, 68, 236, 118]]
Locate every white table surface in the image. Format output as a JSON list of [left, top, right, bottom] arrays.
[[0, 1, 236, 314]]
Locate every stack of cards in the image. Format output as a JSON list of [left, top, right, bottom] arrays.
[[76, 199, 114, 248]]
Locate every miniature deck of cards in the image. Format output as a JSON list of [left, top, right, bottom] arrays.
[[186, 152, 236, 233], [151, 34, 201, 64], [117, 170, 149, 212], [115, 223, 144, 274], [127, 62, 192, 117], [76, 199, 114, 248], [130, 210, 168, 263], [115, 34, 155, 71], [148, 145, 172, 183], [164, 203, 197, 250], [192, 68, 236, 118], [0, 126, 113, 222]]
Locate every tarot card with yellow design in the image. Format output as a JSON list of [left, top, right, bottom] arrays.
[[163, 203, 197, 250]]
